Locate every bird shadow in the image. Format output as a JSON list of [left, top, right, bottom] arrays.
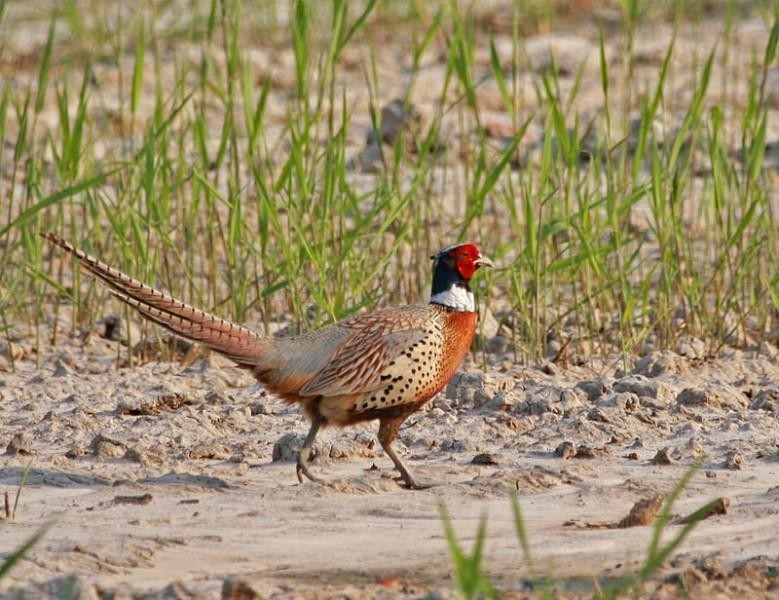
[[0, 465, 232, 490]]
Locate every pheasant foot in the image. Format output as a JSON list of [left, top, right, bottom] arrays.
[[395, 472, 437, 490], [295, 415, 325, 485], [296, 452, 325, 484], [381, 438, 435, 490]]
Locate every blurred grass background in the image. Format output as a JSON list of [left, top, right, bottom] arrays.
[[0, 0, 777, 365]]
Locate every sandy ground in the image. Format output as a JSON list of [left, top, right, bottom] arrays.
[[1, 320, 779, 598]]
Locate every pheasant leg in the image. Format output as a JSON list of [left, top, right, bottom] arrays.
[[296, 415, 325, 484], [378, 415, 432, 490], [382, 441, 433, 490]]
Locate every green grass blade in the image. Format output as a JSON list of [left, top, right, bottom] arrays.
[[131, 15, 147, 117], [338, 0, 378, 54], [34, 14, 56, 114], [0, 168, 120, 237], [0, 525, 51, 580], [11, 460, 33, 520]]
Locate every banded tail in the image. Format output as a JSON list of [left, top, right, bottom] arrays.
[[43, 233, 267, 366]]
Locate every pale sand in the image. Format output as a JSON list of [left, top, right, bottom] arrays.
[[2, 324, 778, 598]]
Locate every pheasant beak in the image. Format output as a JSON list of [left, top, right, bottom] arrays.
[[474, 255, 494, 269]]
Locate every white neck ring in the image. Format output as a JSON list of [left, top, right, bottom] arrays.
[[430, 284, 475, 312]]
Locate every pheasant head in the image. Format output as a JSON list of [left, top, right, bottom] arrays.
[[429, 243, 493, 312]]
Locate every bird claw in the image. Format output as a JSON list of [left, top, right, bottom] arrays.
[[296, 465, 325, 485], [396, 475, 437, 490], [296, 451, 325, 485]]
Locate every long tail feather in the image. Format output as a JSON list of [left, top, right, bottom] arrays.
[[43, 232, 266, 365]]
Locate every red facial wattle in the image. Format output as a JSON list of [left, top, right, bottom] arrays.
[[450, 244, 482, 280], [455, 257, 477, 280]]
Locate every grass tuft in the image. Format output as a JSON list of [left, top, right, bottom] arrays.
[[441, 463, 723, 598], [0, 2, 774, 362]]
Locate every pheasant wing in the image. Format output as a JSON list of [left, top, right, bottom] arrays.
[[298, 327, 428, 397]]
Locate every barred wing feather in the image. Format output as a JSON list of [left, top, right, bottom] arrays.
[[298, 328, 427, 397]]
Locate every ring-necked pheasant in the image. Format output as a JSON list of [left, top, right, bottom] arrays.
[[43, 234, 492, 489]]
